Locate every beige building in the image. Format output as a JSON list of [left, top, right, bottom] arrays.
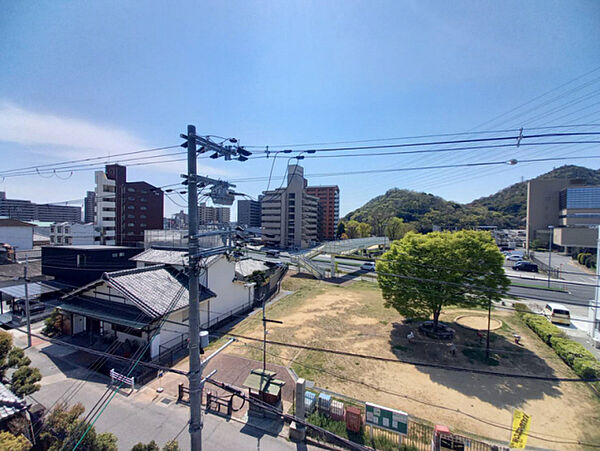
[[526, 178, 600, 251], [261, 165, 318, 249], [198, 203, 230, 225]]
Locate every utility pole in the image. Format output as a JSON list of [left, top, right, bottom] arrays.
[[263, 299, 267, 372], [181, 126, 251, 451], [486, 296, 491, 359], [548, 225, 554, 288], [185, 124, 203, 451], [24, 256, 31, 348]]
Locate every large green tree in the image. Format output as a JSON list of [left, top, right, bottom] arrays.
[[384, 217, 415, 241], [377, 230, 509, 330]]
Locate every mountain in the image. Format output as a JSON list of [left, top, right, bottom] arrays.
[[468, 165, 600, 219], [343, 165, 600, 232]]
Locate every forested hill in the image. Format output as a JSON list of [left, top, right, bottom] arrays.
[[468, 165, 600, 218], [343, 165, 600, 231]]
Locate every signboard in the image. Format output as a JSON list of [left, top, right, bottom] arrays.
[[509, 409, 531, 449], [365, 402, 408, 434]]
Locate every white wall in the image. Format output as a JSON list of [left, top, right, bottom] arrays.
[[0, 226, 33, 250], [202, 257, 252, 328]]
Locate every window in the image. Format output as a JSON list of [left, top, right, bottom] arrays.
[[140, 206, 147, 211], [140, 215, 146, 219], [119, 252, 125, 257], [77, 254, 86, 267], [127, 214, 135, 219], [288, 193, 295, 198], [112, 253, 118, 257], [140, 223, 147, 227], [128, 223, 135, 227], [65, 227, 71, 234], [127, 205, 135, 210], [50, 236, 54, 243], [128, 196, 135, 201], [127, 187, 136, 193], [56, 236, 62, 243], [140, 197, 147, 202]]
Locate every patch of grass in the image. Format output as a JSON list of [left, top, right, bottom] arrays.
[[306, 412, 417, 451]]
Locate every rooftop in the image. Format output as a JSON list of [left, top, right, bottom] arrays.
[[0, 382, 27, 420], [49, 245, 134, 250], [0, 219, 34, 227]]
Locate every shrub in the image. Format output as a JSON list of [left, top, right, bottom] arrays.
[[42, 308, 62, 337], [550, 337, 594, 366], [522, 314, 564, 344], [0, 431, 30, 451], [513, 303, 532, 315], [578, 253, 592, 265]]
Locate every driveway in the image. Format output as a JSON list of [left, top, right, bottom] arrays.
[[11, 324, 317, 451]]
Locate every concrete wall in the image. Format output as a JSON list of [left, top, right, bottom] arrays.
[[554, 227, 598, 248], [0, 226, 33, 250], [526, 178, 570, 250]]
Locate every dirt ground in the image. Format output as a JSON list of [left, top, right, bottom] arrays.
[[216, 275, 600, 450]]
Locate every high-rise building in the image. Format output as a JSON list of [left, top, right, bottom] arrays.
[[237, 199, 262, 228], [306, 185, 339, 241], [84, 191, 96, 223], [0, 191, 81, 223], [94, 164, 163, 246], [261, 165, 318, 249], [198, 203, 230, 225]]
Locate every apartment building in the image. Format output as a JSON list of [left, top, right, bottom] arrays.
[[237, 199, 262, 228], [49, 222, 96, 246], [261, 165, 318, 249], [306, 185, 339, 241], [94, 164, 163, 246], [0, 191, 81, 223], [198, 203, 230, 225]]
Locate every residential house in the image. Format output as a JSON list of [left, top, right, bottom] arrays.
[[131, 248, 256, 327], [55, 265, 215, 362]]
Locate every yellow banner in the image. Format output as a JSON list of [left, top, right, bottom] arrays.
[[509, 410, 531, 449]]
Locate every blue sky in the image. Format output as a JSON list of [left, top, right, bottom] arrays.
[[1, 1, 599, 219]]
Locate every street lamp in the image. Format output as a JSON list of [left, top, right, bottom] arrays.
[[548, 225, 554, 288]]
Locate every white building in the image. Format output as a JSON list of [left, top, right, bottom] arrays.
[[131, 248, 254, 328], [50, 222, 96, 246], [94, 170, 117, 245], [56, 265, 216, 360], [0, 218, 34, 250]]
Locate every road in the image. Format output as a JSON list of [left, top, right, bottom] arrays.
[[13, 325, 314, 451]]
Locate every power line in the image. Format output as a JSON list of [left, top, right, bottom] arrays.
[[235, 340, 600, 447]]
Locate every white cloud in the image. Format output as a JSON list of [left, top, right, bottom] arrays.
[[0, 102, 232, 176], [0, 102, 145, 157]]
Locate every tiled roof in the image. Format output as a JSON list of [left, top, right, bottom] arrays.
[[103, 265, 215, 318], [0, 382, 27, 420]]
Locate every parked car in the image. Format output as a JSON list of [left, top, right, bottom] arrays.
[[513, 261, 538, 272], [265, 250, 280, 258], [360, 262, 376, 271], [543, 303, 571, 326], [506, 254, 524, 261]]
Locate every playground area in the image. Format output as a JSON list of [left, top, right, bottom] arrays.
[[213, 275, 600, 449]]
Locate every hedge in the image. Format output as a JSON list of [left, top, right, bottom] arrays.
[[521, 314, 564, 344], [520, 314, 600, 383]]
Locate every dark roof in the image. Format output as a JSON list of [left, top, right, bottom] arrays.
[[60, 264, 216, 320], [50, 245, 135, 250], [103, 265, 215, 318], [0, 219, 34, 227], [57, 295, 154, 329], [0, 382, 27, 420]]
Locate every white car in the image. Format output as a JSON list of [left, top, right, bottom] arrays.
[[360, 262, 376, 271], [506, 254, 523, 262]]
